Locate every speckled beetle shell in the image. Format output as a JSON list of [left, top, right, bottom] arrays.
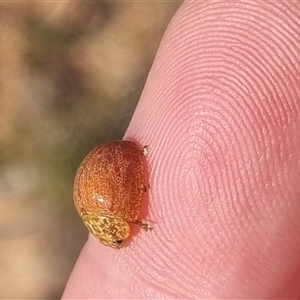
[[73, 140, 150, 249]]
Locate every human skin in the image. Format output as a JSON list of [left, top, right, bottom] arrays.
[[62, 1, 300, 298]]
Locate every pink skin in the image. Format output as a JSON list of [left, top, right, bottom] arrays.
[[62, 1, 300, 298]]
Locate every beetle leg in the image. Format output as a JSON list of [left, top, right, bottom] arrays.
[[131, 220, 152, 232], [141, 145, 148, 156], [142, 184, 150, 192]]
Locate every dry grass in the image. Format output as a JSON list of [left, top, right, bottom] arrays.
[[0, 2, 181, 299]]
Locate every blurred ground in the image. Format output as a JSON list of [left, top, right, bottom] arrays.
[[0, 2, 181, 299]]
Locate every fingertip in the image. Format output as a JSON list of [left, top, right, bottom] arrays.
[[63, 1, 300, 298]]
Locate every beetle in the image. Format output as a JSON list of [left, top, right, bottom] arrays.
[[73, 140, 151, 249]]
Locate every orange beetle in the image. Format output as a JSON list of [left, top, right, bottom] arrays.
[[73, 140, 151, 249]]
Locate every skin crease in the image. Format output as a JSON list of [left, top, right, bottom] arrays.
[[62, 1, 300, 299]]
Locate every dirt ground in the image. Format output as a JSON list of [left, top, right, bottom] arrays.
[[0, 2, 181, 299]]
